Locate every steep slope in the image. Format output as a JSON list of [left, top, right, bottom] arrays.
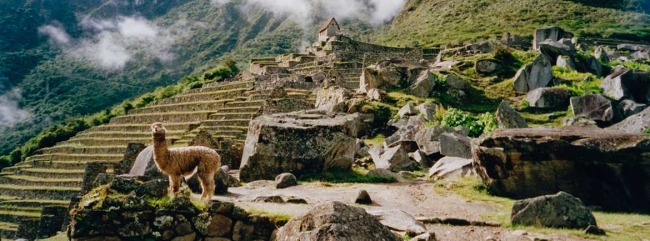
[[375, 0, 650, 47]]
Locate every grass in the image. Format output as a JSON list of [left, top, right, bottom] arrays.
[[0, 184, 79, 191], [4, 175, 82, 183], [302, 168, 397, 184], [434, 177, 650, 241], [39, 233, 68, 241], [247, 208, 293, 224], [364, 134, 386, 146]]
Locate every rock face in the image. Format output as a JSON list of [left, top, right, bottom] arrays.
[[600, 67, 650, 102], [570, 94, 619, 125], [276, 201, 402, 241], [607, 106, 650, 133], [240, 111, 370, 182], [513, 54, 554, 92], [526, 88, 571, 109], [511, 192, 597, 229], [495, 100, 528, 129], [473, 127, 650, 213]]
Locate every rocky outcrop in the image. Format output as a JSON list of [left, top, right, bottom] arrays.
[[511, 192, 597, 229], [69, 178, 277, 241], [607, 106, 650, 133], [570, 94, 620, 125], [473, 127, 650, 213], [495, 100, 528, 129], [526, 88, 571, 109], [513, 54, 554, 92], [276, 201, 402, 241], [239, 111, 371, 182], [599, 67, 650, 102]]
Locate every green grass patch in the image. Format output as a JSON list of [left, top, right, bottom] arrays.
[[247, 207, 293, 224], [302, 168, 397, 184], [364, 134, 386, 146], [434, 177, 650, 241]]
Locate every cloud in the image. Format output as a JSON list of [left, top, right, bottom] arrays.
[[38, 24, 72, 45], [42, 16, 178, 71], [216, 0, 407, 26], [0, 88, 32, 128]]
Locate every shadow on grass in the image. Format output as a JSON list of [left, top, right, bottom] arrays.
[[301, 168, 397, 184]]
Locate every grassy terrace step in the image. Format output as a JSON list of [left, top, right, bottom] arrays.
[[15, 168, 87, 179], [74, 130, 185, 139], [8, 160, 86, 170], [0, 184, 79, 200], [198, 125, 249, 132], [109, 111, 215, 124], [155, 88, 251, 105], [185, 81, 256, 94], [225, 100, 266, 108], [209, 112, 258, 120], [0, 175, 82, 187], [128, 99, 232, 115], [26, 153, 123, 162], [63, 137, 177, 146], [249, 94, 271, 101], [0, 199, 69, 207], [0, 209, 41, 224], [88, 122, 199, 132], [202, 119, 251, 127], [215, 107, 261, 113], [200, 129, 245, 136], [0, 221, 18, 231], [41, 145, 127, 155]]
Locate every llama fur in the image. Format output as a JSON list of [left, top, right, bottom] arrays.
[[151, 122, 221, 201]]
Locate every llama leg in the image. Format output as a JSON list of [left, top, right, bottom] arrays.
[[198, 171, 216, 202], [169, 175, 182, 198]]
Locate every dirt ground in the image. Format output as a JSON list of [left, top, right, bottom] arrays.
[[206, 177, 593, 241]]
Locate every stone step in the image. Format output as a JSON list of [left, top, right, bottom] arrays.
[[215, 107, 261, 114], [198, 126, 249, 132], [0, 199, 69, 208], [0, 184, 79, 200], [26, 153, 123, 162], [41, 145, 127, 155], [209, 112, 258, 120], [128, 99, 231, 115], [225, 100, 266, 108], [155, 88, 250, 105], [15, 168, 86, 179], [109, 111, 214, 124], [75, 130, 185, 139], [0, 221, 18, 238], [248, 94, 270, 101], [64, 137, 177, 147], [188, 81, 256, 93], [201, 119, 252, 127], [0, 209, 41, 224], [11, 160, 87, 170], [200, 129, 245, 136], [87, 122, 199, 133], [0, 176, 82, 188]]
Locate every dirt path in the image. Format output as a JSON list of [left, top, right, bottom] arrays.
[[205, 179, 594, 241]]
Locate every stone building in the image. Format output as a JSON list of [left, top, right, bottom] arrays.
[[318, 18, 340, 42]]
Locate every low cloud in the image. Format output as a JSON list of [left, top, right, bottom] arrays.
[[38, 24, 72, 45], [40, 16, 178, 71], [0, 88, 32, 128]]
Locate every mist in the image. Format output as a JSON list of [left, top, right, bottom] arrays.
[[0, 88, 32, 128], [39, 16, 179, 71]]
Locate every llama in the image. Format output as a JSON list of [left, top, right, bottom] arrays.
[[151, 122, 221, 201]]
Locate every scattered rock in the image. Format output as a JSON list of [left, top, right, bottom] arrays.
[[315, 87, 351, 113], [428, 157, 474, 180], [594, 46, 609, 63], [539, 40, 575, 60], [511, 230, 528, 236], [445, 73, 470, 90], [533, 26, 574, 50], [286, 197, 308, 204], [253, 196, 285, 203], [411, 232, 437, 241], [415, 126, 469, 155], [355, 190, 372, 204], [276, 201, 402, 241], [373, 145, 420, 172], [600, 67, 650, 102], [556, 55, 576, 70], [475, 59, 501, 75], [193, 213, 233, 237], [398, 171, 420, 180], [439, 133, 472, 159], [570, 94, 620, 125], [398, 102, 418, 118], [526, 87, 571, 109], [473, 127, 650, 213], [563, 117, 597, 127], [366, 88, 384, 101], [368, 209, 427, 235], [408, 70, 436, 97], [411, 150, 434, 168], [511, 192, 597, 229], [589, 57, 604, 77], [513, 54, 554, 92], [618, 99, 647, 118], [275, 173, 298, 189], [606, 105, 650, 133], [417, 103, 438, 121], [240, 111, 367, 182], [495, 100, 528, 128], [584, 225, 606, 235], [366, 168, 400, 181]]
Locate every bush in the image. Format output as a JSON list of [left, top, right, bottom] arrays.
[[441, 108, 497, 137], [645, 128, 650, 134]]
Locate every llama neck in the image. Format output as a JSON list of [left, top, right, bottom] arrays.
[[153, 133, 170, 167]]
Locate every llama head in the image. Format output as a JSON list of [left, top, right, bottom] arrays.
[[151, 122, 166, 135]]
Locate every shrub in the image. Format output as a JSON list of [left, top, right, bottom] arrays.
[[441, 108, 497, 137], [645, 128, 650, 134]]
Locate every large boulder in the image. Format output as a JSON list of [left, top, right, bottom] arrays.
[[495, 100, 528, 129], [475, 59, 501, 75], [618, 99, 647, 118], [607, 106, 650, 133], [444, 73, 469, 90], [473, 127, 650, 213], [600, 67, 650, 103], [239, 111, 370, 181], [526, 87, 571, 109], [315, 87, 351, 113], [439, 133, 472, 159], [594, 46, 610, 64], [408, 70, 436, 97], [511, 192, 597, 229], [276, 201, 402, 241], [533, 26, 574, 50], [415, 126, 469, 155], [539, 40, 575, 62], [513, 54, 554, 92], [428, 157, 474, 180], [556, 55, 576, 70], [371, 145, 420, 172], [570, 94, 620, 125]]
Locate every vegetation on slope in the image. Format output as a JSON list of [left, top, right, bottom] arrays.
[[376, 0, 650, 47]]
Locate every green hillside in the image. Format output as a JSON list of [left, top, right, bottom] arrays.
[[375, 0, 650, 47]]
